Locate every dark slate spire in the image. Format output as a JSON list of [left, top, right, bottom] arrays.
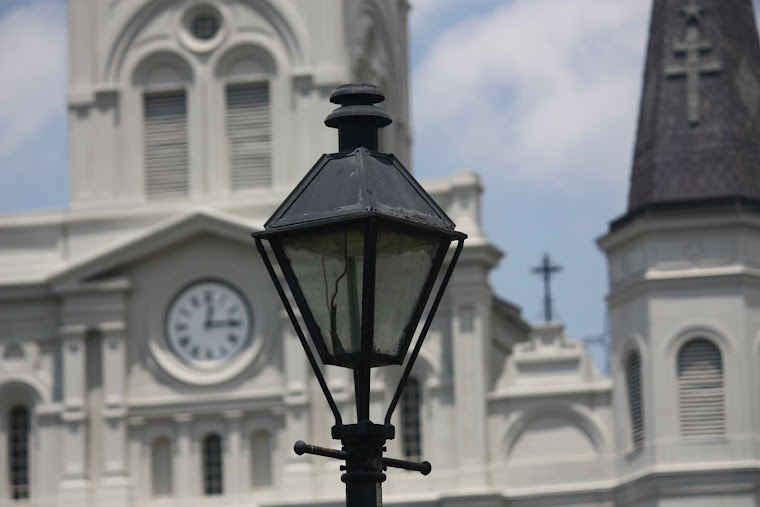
[[626, 0, 760, 214]]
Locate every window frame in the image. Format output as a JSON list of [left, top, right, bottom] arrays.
[[625, 350, 645, 451], [202, 432, 224, 496], [677, 338, 726, 440], [399, 377, 422, 461], [8, 405, 30, 500]]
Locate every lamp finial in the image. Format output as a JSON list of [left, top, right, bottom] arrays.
[[324, 83, 392, 151]]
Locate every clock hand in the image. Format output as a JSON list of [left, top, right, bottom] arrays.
[[205, 300, 215, 328]]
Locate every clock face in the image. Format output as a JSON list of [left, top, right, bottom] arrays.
[[165, 280, 253, 369]]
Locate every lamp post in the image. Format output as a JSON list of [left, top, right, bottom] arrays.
[[253, 83, 466, 506]]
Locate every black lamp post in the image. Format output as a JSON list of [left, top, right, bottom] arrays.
[[253, 83, 466, 506]]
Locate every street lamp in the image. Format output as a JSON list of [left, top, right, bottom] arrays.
[[253, 83, 466, 506]]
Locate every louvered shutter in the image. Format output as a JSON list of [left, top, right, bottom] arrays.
[[678, 339, 725, 439], [143, 91, 189, 199], [226, 83, 271, 189], [626, 351, 644, 450]]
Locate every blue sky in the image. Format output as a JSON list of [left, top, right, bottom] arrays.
[[2, 0, 757, 370]]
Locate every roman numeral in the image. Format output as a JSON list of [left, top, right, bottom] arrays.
[[191, 346, 200, 359], [179, 308, 191, 317], [175, 322, 187, 332], [178, 336, 190, 348], [228, 334, 238, 344]]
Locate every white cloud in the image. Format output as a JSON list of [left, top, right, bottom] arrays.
[[412, 0, 649, 194], [0, 1, 66, 164], [408, 0, 449, 34]]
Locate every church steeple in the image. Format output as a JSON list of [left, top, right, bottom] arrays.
[[625, 0, 760, 215]]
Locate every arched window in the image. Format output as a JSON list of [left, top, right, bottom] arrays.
[[134, 55, 193, 200], [202, 433, 223, 495], [678, 338, 725, 439], [151, 437, 172, 497], [400, 377, 422, 461], [250, 431, 272, 489], [9, 405, 30, 500], [625, 350, 644, 450], [217, 46, 275, 192]]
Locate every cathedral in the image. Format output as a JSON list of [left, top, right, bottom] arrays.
[[0, 0, 758, 505]]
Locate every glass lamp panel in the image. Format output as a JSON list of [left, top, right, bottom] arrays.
[[281, 225, 364, 357], [373, 225, 441, 358]]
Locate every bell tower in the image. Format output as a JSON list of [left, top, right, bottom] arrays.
[[66, 0, 410, 212], [599, 0, 760, 503]]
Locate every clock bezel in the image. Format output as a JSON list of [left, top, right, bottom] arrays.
[[164, 278, 254, 369], [146, 267, 267, 386]]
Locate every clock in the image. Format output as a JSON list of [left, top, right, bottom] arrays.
[[165, 280, 253, 369]]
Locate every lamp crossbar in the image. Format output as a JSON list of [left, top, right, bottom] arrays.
[[294, 440, 431, 475]]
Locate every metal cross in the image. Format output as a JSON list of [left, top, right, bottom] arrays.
[[531, 253, 562, 323], [665, 2, 721, 125]]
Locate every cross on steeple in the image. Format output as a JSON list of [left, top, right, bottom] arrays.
[[531, 253, 562, 323], [665, 1, 721, 125], [681, 0, 704, 24]]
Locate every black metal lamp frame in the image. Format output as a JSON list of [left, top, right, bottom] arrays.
[[252, 84, 466, 506], [255, 232, 462, 505]]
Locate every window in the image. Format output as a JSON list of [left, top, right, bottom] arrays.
[[250, 431, 272, 489], [191, 13, 220, 40], [678, 338, 725, 439], [400, 377, 422, 460], [9, 406, 29, 500], [226, 82, 271, 190], [151, 437, 172, 497], [144, 90, 189, 199], [625, 351, 644, 450], [202, 433, 223, 495]]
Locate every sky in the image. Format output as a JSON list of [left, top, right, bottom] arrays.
[[2, 0, 758, 371]]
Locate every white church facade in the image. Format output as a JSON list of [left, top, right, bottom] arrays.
[[0, 0, 758, 506]]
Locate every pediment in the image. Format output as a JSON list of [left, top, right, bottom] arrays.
[[51, 209, 260, 292]]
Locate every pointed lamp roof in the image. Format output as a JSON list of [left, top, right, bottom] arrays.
[[263, 84, 457, 233], [619, 0, 760, 226]]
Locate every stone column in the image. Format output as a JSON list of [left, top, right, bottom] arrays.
[[58, 324, 90, 506], [173, 414, 194, 500], [223, 410, 244, 498], [98, 322, 131, 506]]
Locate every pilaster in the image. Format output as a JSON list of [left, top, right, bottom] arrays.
[[280, 310, 314, 497], [449, 277, 492, 489], [223, 409, 244, 498], [58, 324, 90, 507], [126, 417, 146, 501], [97, 322, 131, 507], [173, 413, 194, 499]]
